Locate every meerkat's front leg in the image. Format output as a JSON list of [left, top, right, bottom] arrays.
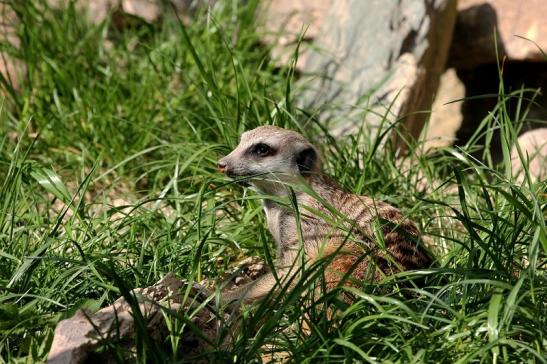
[[221, 249, 303, 308], [221, 271, 285, 307]]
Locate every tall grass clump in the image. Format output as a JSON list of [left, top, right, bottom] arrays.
[[1, 0, 546, 362]]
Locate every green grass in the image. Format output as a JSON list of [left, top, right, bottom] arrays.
[[1, 0, 546, 362]]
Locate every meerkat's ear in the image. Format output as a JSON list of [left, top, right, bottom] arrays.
[[296, 147, 317, 175]]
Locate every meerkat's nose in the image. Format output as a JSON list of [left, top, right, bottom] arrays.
[[217, 160, 227, 173]]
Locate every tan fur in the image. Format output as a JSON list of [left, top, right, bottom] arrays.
[[218, 126, 432, 306]]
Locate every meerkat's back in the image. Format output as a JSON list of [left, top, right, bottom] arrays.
[[300, 175, 432, 285]]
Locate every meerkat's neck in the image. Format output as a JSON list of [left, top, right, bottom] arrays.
[[255, 173, 342, 211]]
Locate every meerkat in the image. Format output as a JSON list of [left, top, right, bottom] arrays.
[[217, 126, 433, 306]]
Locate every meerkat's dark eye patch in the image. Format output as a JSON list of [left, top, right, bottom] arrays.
[[249, 143, 274, 157]]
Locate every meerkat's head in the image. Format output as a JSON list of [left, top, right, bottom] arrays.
[[218, 126, 321, 194]]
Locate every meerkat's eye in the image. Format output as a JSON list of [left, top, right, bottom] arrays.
[[251, 143, 272, 157]]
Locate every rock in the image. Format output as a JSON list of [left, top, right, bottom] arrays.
[[422, 68, 465, 150], [450, 0, 547, 69], [81, 0, 115, 24], [511, 128, 547, 183], [258, 0, 333, 69], [0, 53, 24, 93], [300, 0, 458, 149], [48, 0, 198, 25], [85, 0, 162, 25], [47, 274, 216, 363], [46, 0, 115, 24], [0, 3, 25, 93], [121, 0, 161, 23]]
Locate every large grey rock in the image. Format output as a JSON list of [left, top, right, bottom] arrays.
[[300, 0, 458, 149]]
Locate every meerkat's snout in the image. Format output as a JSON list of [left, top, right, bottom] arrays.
[[217, 154, 242, 178], [217, 160, 227, 173]]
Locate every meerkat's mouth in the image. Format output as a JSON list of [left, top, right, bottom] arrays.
[[226, 172, 252, 187], [236, 179, 250, 187], [230, 173, 278, 188]]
